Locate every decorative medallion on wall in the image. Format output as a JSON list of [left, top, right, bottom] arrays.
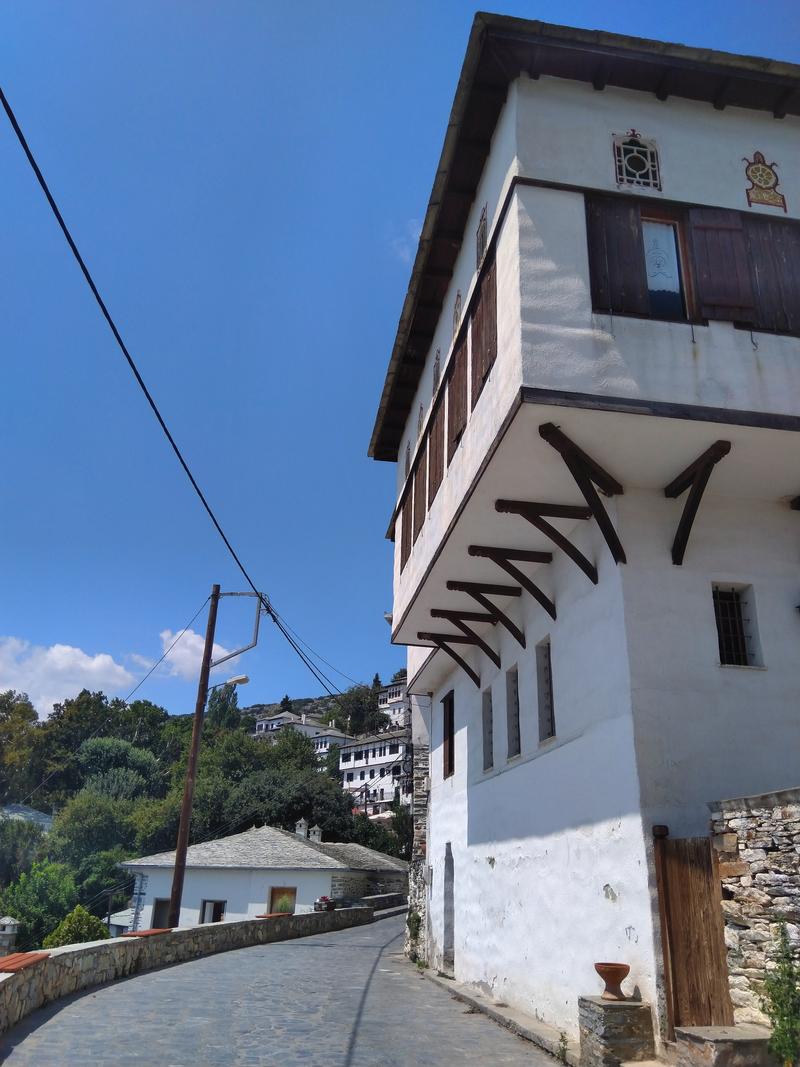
[[613, 130, 661, 190], [743, 152, 786, 212]]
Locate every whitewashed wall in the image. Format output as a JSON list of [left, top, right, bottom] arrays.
[[424, 519, 659, 1039], [128, 866, 335, 927]]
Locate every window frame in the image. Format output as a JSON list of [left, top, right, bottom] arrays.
[[481, 688, 494, 772], [505, 667, 521, 760], [442, 691, 455, 779], [712, 583, 763, 668], [536, 638, 556, 743], [200, 899, 226, 924], [639, 204, 699, 323]]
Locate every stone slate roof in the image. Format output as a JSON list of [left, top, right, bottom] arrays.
[[122, 825, 407, 874], [1, 804, 54, 832]]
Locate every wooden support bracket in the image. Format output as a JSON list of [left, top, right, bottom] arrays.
[[469, 545, 556, 620], [417, 632, 480, 688], [495, 500, 598, 584], [429, 610, 500, 669], [446, 580, 526, 648], [664, 441, 731, 565], [539, 422, 627, 565]]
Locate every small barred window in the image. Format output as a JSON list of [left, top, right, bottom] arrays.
[[476, 204, 488, 267], [453, 291, 462, 339], [613, 131, 661, 190]]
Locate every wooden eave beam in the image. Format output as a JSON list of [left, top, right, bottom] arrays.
[[468, 545, 556, 620], [592, 63, 608, 91], [790, 496, 800, 511], [713, 77, 733, 111], [773, 87, 795, 119], [495, 499, 598, 584], [417, 633, 480, 688], [655, 68, 674, 101], [446, 580, 526, 648], [664, 440, 731, 565], [427, 616, 500, 669], [539, 422, 627, 565]]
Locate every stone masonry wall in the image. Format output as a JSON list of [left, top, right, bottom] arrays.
[[405, 741, 430, 960], [710, 786, 800, 1025], [0, 906, 373, 1037]]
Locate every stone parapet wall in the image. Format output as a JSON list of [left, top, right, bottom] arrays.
[[710, 786, 800, 1025], [406, 741, 430, 960], [0, 906, 373, 1037]]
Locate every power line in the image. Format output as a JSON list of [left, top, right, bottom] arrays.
[[0, 86, 360, 702]]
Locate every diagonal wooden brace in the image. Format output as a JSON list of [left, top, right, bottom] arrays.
[[417, 632, 481, 687], [468, 545, 556, 620], [664, 441, 731, 565], [495, 500, 598, 584], [446, 581, 526, 648], [539, 422, 626, 564]]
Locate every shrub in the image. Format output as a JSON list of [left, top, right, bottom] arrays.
[[407, 910, 422, 941], [43, 904, 110, 948], [762, 922, 800, 1067], [273, 894, 295, 914]]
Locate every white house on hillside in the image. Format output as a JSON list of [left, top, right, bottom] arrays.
[[122, 821, 407, 930], [369, 13, 800, 1054], [377, 680, 411, 729], [251, 710, 350, 759], [339, 732, 412, 816]]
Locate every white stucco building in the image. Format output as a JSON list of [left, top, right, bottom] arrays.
[[251, 710, 350, 759], [377, 679, 411, 729], [122, 822, 407, 931], [369, 15, 800, 1054], [339, 731, 412, 816]]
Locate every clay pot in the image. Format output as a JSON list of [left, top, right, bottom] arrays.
[[594, 962, 630, 1001]]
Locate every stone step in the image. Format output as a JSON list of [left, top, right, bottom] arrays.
[[674, 1024, 775, 1067]]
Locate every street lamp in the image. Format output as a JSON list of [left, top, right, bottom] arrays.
[[209, 675, 249, 690]]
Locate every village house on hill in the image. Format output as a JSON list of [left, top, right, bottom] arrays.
[[122, 820, 407, 931], [369, 12, 800, 1061]]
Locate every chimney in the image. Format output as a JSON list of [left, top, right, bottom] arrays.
[[294, 817, 309, 838], [301, 712, 307, 724], [309, 825, 322, 843]]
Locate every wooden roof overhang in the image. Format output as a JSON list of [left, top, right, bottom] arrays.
[[401, 396, 800, 693], [369, 14, 800, 464]]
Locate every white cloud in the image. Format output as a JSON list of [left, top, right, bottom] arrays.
[[158, 628, 237, 682], [0, 636, 134, 718], [389, 218, 422, 265]]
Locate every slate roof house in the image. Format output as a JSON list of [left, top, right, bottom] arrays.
[[369, 11, 800, 1059], [122, 821, 407, 931]]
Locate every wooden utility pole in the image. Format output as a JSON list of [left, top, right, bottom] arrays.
[[167, 583, 220, 928]]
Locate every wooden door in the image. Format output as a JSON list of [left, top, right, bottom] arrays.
[[269, 887, 297, 914], [654, 834, 733, 1035]]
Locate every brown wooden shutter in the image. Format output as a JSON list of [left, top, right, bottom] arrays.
[[688, 208, 755, 322], [585, 195, 649, 315], [399, 493, 412, 572], [442, 691, 455, 778], [447, 336, 468, 464], [428, 396, 445, 506], [744, 216, 800, 335], [471, 255, 498, 409], [412, 444, 427, 543]]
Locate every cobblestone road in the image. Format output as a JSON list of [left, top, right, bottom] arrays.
[[0, 915, 553, 1066]]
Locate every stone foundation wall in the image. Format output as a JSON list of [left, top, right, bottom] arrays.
[[0, 906, 373, 1037], [710, 786, 800, 1025], [405, 741, 429, 960], [330, 872, 369, 899]]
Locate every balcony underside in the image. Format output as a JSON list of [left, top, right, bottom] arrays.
[[397, 397, 800, 688]]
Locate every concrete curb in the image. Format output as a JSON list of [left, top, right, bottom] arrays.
[[417, 966, 579, 1065]]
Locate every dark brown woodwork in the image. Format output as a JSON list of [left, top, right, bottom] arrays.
[[447, 336, 468, 464], [655, 67, 673, 101], [442, 691, 455, 776], [427, 615, 501, 669], [412, 445, 427, 544], [446, 580, 526, 647], [773, 86, 795, 119], [654, 833, 734, 1031], [428, 397, 445, 507], [585, 196, 649, 316], [664, 441, 731, 565], [539, 423, 627, 564], [791, 496, 800, 511], [468, 545, 556, 620], [430, 609, 498, 624], [712, 76, 732, 110], [743, 216, 800, 335], [688, 209, 755, 322], [471, 254, 498, 409], [424, 636, 480, 688], [400, 493, 412, 571], [495, 499, 598, 583]]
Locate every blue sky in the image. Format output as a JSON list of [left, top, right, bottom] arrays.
[[2, 1, 798, 717]]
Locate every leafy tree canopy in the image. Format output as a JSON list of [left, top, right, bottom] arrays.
[[327, 684, 389, 736], [0, 689, 38, 803], [43, 904, 109, 948], [0, 818, 44, 890], [0, 860, 77, 949], [206, 683, 240, 730], [49, 791, 137, 869]]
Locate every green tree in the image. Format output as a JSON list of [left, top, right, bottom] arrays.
[[323, 743, 342, 781], [328, 684, 389, 736], [0, 819, 45, 889], [83, 767, 148, 801], [0, 690, 38, 802], [279, 694, 293, 716], [206, 683, 240, 730], [390, 801, 414, 861], [71, 848, 134, 919], [0, 860, 77, 949], [43, 904, 109, 948], [391, 668, 407, 683], [78, 737, 159, 783], [48, 791, 136, 868], [762, 922, 800, 1067]]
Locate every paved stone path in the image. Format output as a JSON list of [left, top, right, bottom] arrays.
[[0, 915, 554, 1066]]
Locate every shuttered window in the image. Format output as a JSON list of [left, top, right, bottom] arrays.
[[412, 445, 427, 543], [536, 639, 556, 742], [481, 688, 494, 772], [442, 691, 455, 779], [744, 216, 800, 335], [471, 254, 498, 409], [688, 208, 755, 322], [585, 195, 649, 316], [399, 493, 412, 572], [428, 396, 445, 507], [447, 336, 468, 465], [505, 666, 521, 759]]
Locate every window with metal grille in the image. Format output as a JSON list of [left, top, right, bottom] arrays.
[[613, 131, 661, 189], [536, 638, 556, 741], [712, 584, 761, 666], [476, 204, 488, 267], [442, 691, 455, 778], [505, 667, 521, 759], [481, 688, 493, 772]]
